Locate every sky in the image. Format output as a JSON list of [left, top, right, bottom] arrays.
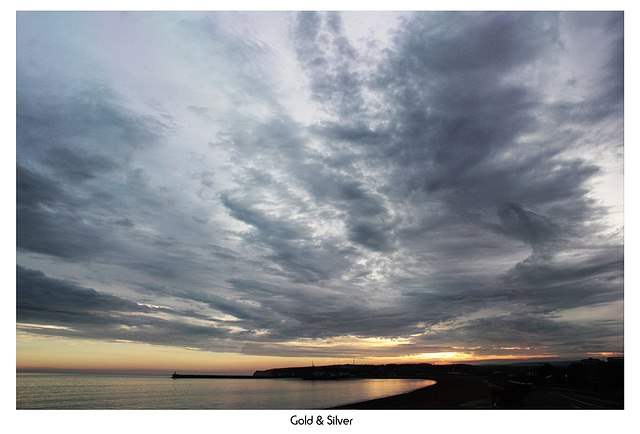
[[15, 11, 624, 374]]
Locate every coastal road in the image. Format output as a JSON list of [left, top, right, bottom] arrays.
[[522, 388, 623, 409]]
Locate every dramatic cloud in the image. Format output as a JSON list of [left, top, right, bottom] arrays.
[[17, 11, 623, 364]]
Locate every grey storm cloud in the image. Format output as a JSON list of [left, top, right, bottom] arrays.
[[17, 163, 115, 260], [17, 265, 150, 319], [16, 79, 169, 262], [16, 265, 243, 350], [293, 11, 363, 116], [16, 11, 623, 361]]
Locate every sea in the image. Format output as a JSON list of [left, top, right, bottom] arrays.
[[16, 373, 435, 410]]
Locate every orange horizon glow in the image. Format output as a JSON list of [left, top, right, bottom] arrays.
[[16, 334, 313, 374], [17, 329, 622, 374]]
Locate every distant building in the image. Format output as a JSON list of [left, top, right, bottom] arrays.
[[607, 357, 624, 366], [580, 358, 601, 367]]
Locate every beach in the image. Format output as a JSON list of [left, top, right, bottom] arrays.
[[334, 375, 492, 409], [334, 374, 624, 409]]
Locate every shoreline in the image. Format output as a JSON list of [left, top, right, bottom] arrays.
[[332, 375, 492, 409], [332, 374, 624, 409]]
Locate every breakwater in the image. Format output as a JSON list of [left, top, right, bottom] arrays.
[[171, 373, 254, 379]]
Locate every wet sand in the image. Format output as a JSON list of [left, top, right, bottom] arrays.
[[333, 375, 492, 409]]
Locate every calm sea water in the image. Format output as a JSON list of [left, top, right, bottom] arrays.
[[16, 373, 435, 409]]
